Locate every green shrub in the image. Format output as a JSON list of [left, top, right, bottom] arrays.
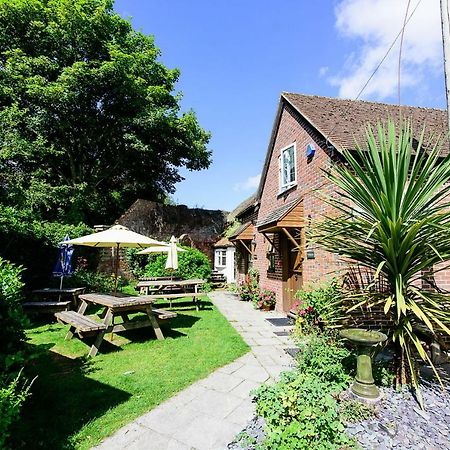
[[124, 248, 146, 278], [0, 206, 92, 288], [255, 372, 351, 449], [373, 358, 395, 387], [66, 269, 116, 294], [339, 399, 375, 424], [295, 331, 352, 392], [254, 331, 359, 449], [0, 372, 33, 449], [293, 279, 345, 331], [238, 267, 260, 302], [144, 247, 212, 280], [0, 258, 28, 371]]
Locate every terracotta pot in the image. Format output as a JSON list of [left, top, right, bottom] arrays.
[[262, 304, 272, 311]]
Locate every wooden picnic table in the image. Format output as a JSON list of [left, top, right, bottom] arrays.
[[32, 287, 86, 299], [55, 293, 176, 357], [136, 278, 206, 310], [25, 287, 86, 312]]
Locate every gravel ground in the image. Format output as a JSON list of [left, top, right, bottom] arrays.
[[346, 378, 450, 449], [227, 416, 266, 450], [229, 367, 450, 450]]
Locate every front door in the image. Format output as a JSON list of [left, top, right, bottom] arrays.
[[282, 231, 303, 311]]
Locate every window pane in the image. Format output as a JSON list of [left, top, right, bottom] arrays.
[[288, 147, 295, 182], [281, 146, 295, 186]]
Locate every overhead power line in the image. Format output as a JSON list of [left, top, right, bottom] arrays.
[[324, 0, 423, 148]]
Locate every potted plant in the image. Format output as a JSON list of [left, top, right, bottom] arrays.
[[257, 289, 276, 311]]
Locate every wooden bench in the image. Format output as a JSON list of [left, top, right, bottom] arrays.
[[55, 310, 106, 336], [152, 308, 177, 320], [24, 300, 71, 313], [145, 293, 202, 310]]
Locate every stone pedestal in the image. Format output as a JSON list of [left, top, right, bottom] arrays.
[[340, 328, 387, 403]]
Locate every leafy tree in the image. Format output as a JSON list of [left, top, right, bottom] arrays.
[[313, 121, 450, 405], [144, 247, 212, 281], [0, 0, 211, 224], [0, 257, 28, 372], [0, 206, 93, 287]]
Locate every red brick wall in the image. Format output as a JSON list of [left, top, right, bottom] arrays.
[[252, 103, 345, 310], [247, 100, 450, 316]]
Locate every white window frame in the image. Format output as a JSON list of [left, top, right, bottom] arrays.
[[215, 249, 227, 267], [278, 143, 297, 193]]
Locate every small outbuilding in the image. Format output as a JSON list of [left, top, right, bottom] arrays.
[[213, 237, 235, 283]]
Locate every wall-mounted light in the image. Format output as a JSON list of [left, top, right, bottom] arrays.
[[306, 143, 316, 158], [306, 249, 315, 260]]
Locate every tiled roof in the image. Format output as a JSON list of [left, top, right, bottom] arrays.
[[214, 237, 233, 247], [228, 194, 257, 221], [282, 93, 448, 153], [257, 198, 300, 228], [228, 222, 251, 240]]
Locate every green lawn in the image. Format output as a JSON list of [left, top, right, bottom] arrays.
[[12, 297, 248, 450]]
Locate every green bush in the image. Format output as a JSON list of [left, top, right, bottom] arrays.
[[295, 332, 352, 392], [0, 372, 33, 449], [254, 331, 357, 449], [65, 269, 117, 294], [0, 258, 28, 371], [0, 206, 92, 288], [144, 247, 212, 280], [125, 248, 146, 278], [237, 267, 260, 302], [255, 372, 351, 449], [339, 399, 375, 424], [293, 279, 345, 330]]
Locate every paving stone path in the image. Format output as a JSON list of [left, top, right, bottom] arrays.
[[94, 291, 294, 450]]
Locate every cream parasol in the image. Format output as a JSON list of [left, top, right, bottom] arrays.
[[137, 236, 185, 271], [63, 225, 167, 293]]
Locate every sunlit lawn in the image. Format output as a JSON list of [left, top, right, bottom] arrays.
[[12, 296, 248, 449]]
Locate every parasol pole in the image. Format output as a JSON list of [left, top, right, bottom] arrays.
[[114, 242, 120, 296], [59, 252, 64, 301]]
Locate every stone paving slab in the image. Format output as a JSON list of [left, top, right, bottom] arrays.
[[93, 291, 295, 450]]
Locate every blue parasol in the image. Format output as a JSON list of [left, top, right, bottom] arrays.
[[53, 234, 74, 289]]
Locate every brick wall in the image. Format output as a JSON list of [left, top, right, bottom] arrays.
[[239, 98, 450, 324], [254, 102, 342, 310]]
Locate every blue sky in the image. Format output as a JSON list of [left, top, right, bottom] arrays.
[[114, 0, 446, 212]]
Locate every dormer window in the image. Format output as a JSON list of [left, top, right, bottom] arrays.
[[279, 143, 297, 192]]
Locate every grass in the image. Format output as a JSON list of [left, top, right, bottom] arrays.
[[12, 297, 248, 449]]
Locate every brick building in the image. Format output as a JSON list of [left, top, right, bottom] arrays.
[[232, 92, 449, 312]]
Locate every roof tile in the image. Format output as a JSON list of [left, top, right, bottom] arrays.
[[283, 93, 448, 154]]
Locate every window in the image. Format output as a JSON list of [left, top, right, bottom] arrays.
[[215, 249, 227, 267], [279, 144, 297, 191]]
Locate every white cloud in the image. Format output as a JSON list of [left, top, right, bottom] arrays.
[[319, 66, 329, 77], [233, 173, 261, 192], [330, 0, 442, 100]]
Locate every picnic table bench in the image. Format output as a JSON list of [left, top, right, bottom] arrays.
[[136, 278, 206, 310], [24, 287, 86, 313], [55, 293, 177, 357]]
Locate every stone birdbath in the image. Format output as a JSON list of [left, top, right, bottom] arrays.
[[340, 328, 388, 402]]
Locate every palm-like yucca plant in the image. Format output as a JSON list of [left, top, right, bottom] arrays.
[[313, 120, 450, 404]]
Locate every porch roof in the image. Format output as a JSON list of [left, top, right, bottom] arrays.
[[229, 222, 255, 241], [256, 198, 304, 232]]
